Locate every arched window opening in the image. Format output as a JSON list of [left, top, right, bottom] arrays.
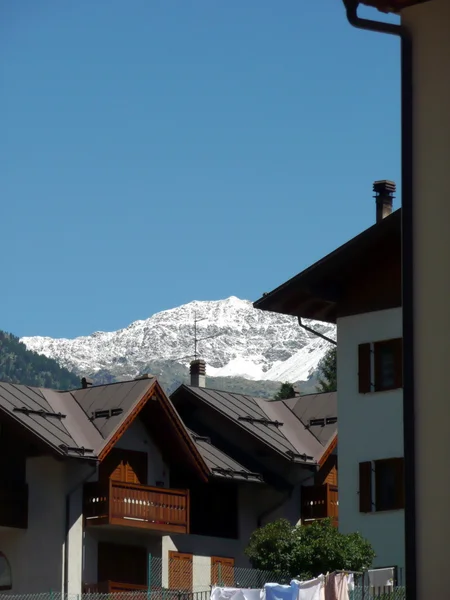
[[0, 552, 12, 590]]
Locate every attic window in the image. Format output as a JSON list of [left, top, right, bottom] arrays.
[[0, 552, 12, 591]]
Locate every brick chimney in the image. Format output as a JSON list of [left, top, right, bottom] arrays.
[[373, 180, 396, 223], [190, 359, 206, 388]]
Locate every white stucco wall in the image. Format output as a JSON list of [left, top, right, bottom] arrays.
[[0, 457, 66, 594], [401, 2, 450, 598], [161, 481, 303, 591], [115, 418, 169, 487], [337, 308, 404, 570]]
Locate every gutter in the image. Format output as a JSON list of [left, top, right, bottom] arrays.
[[341, 3, 416, 599], [298, 317, 336, 346], [64, 462, 99, 595]]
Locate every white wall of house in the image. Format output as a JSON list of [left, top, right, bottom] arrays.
[[402, 2, 450, 598], [161, 481, 303, 591], [0, 456, 66, 594], [337, 307, 404, 570], [115, 418, 169, 487]]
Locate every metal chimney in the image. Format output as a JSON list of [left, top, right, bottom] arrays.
[[373, 180, 396, 223], [190, 359, 206, 388]]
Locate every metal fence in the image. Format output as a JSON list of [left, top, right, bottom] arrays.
[[350, 588, 406, 599]]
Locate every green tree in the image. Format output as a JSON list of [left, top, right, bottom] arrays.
[[245, 518, 374, 580], [274, 381, 295, 400], [316, 346, 337, 392]]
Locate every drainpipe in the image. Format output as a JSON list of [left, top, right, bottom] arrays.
[[297, 317, 336, 346], [64, 463, 99, 595], [341, 3, 416, 599]]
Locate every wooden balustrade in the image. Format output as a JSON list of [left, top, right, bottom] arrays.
[[301, 483, 338, 527], [0, 483, 28, 529], [84, 480, 190, 534]]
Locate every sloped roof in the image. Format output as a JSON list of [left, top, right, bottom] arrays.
[[172, 385, 333, 464], [360, 0, 431, 12], [0, 378, 208, 480], [284, 392, 337, 446], [188, 429, 263, 483]]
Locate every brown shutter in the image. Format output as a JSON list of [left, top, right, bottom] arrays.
[[100, 450, 148, 485], [359, 461, 373, 513], [393, 338, 403, 389], [393, 457, 405, 509], [358, 343, 371, 393], [168, 552, 193, 591], [211, 556, 235, 586]]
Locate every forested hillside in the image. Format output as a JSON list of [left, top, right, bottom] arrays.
[[0, 330, 79, 389]]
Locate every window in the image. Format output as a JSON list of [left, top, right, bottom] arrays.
[[359, 458, 405, 513], [358, 338, 403, 393], [0, 553, 12, 591], [211, 557, 235, 586], [168, 552, 193, 591]]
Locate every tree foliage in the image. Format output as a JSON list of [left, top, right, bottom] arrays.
[[316, 346, 337, 393], [245, 518, 375, 580], [274, 381, 295, 400], [0, 330, 80, 389]]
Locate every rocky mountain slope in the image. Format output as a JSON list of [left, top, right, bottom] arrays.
[[21, 297, 336, 396]]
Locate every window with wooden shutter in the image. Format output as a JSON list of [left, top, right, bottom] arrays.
[[168, 552, 193, 591], [374, 458, 405, 511], [211, 557, 235, 587], [358, 343, 371, 393], [359, 339, 403, 394], [100, 449, 148, 485], [359, 461, 373, 513]]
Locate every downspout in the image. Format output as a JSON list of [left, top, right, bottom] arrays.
[[64, 462, 99, 595], [297, 317, 336, 346], [341, 3, 416, 599]]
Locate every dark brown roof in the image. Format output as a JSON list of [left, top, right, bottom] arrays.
[[360, 0, 431, 12], [254, 209, 401, 323], [172, 385, 334, 464], [188, 429, 263, 483], [283, 392, 337, 447], [0, 379, 204, 475]]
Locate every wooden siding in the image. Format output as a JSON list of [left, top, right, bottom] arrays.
[[84, 480, 190, 534], [316, 455, 338, 487], [301, 483, 338, 527]]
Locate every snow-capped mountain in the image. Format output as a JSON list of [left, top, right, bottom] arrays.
[[21, 297, 335, 389]]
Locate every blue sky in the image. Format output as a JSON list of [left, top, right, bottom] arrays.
[[1, 1, 400, 339]]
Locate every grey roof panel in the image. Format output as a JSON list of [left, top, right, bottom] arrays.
[[181, 386, 324, 463], [284, 392, 337, 446], [189, 429, 263, 483], [70, 379, 155, 441], [0, 382, 78, 453]]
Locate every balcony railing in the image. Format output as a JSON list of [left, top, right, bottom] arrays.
[[301, 483, 338, 527], [0, 484, 28, 529], [83, 480, 190, 534]]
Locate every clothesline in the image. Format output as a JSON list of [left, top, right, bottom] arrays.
[[211, 571, 353, 600]]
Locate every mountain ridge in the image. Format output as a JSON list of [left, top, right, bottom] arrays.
[[21, 297, 336, 396]]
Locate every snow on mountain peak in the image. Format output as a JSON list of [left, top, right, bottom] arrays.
[[20, 297, 336, 383]]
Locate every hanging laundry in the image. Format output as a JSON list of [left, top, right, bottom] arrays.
[[293, 576, 325, 600], [210, 588, 244, 600], [264, 582, 299, 600], [324, 573, 349, 600], [346, 574, 354, 593]]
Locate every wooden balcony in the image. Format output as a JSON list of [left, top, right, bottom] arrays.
[[301, 483, 338, 527], [83, 480, 190, 534], [0, 484, 28, 529]]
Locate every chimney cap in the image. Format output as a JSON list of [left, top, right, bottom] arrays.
[[373, 180, 396, 194], [81, 377, 94, 389], [190, 359, 206, 374], [135, 373, 153, 380]]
